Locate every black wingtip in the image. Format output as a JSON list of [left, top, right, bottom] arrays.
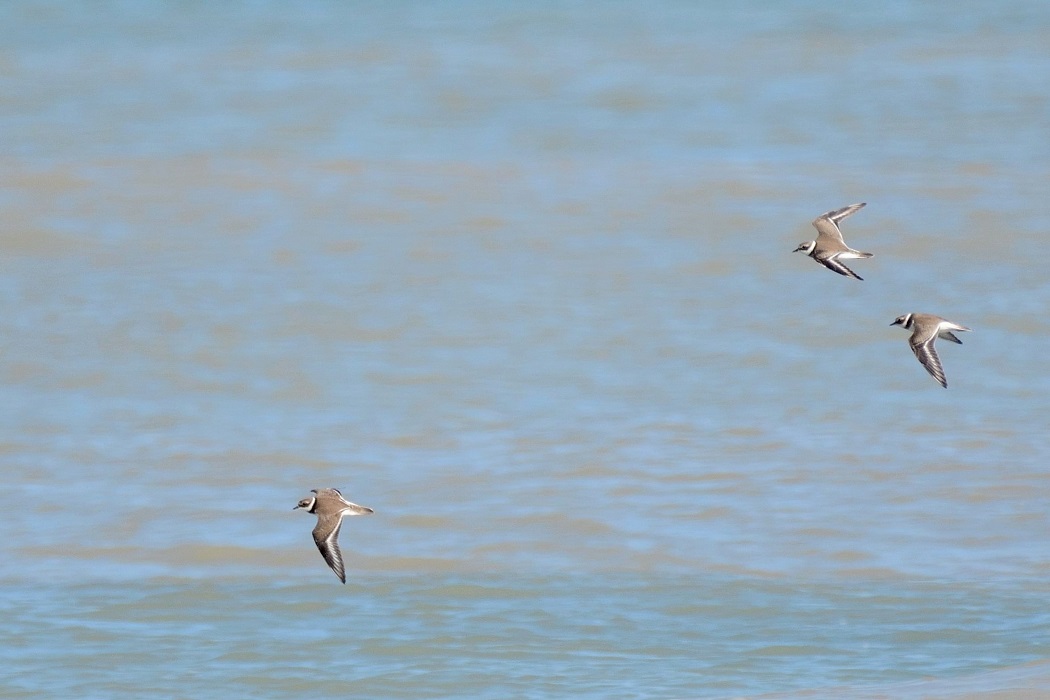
[[823, 259, 863, 280]]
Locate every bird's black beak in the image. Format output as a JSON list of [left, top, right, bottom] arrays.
[[890, 320, 901, 326]]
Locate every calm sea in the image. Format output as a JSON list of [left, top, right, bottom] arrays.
[[2, 1, 1050, 698]]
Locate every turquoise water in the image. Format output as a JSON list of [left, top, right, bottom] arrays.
[[3, 2, 1050, 697], [3, 576, 1050, 698]]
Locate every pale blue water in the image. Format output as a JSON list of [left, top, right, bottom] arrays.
[[3, 576, 1049, 698], [2, 1, 1050, 698]]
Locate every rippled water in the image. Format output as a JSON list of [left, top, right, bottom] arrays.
[[3, 1, 1050, 698]]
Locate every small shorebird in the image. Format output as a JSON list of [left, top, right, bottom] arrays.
[[891, 313, 971, 388], [793, 202, 873, 280], [294, 488, 373, 583]]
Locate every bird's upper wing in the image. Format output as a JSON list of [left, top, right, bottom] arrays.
[[312, 514, 346, 584], [910, 336, 947, 388], [812, 202, 865, 246]]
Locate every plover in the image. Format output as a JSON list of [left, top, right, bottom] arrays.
[[891, 313, 971, 388], [793, 202, 873, 280], [294, 488, 373, 583]]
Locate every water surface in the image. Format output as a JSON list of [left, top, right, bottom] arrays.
[[2, 1, 1050, 697]]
